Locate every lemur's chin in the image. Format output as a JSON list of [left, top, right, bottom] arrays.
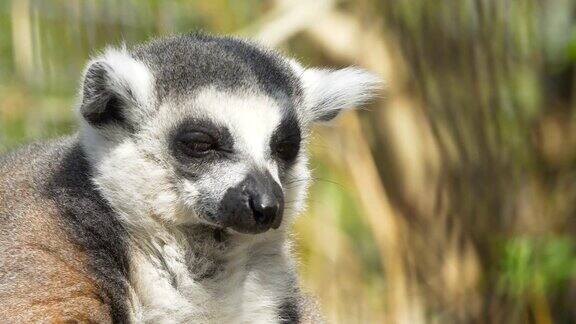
[[227, 222, 281, 235], [198, 214, 282, 236], [214, 217, 283, 235]]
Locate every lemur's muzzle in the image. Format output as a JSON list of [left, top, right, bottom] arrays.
[[219, 170, 284, 234]]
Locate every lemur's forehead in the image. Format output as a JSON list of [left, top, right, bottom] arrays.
[[132, 33, 302, 108], [192, 87, 282, 123]]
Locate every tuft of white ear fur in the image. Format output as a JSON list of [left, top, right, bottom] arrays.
[[296, 64, 382, 122], [78, 46, 155, 127], [94, 47, 154, 110]]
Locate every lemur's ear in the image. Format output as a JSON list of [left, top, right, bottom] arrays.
[[297, 66, 382, 122], [79, 48, 153, 129]]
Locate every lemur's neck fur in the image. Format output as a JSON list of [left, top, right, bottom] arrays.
[[128, 217, 288, 282], [124, 220, 293, 323]]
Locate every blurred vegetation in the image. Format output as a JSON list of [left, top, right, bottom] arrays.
[[1, 0, 575, 323]]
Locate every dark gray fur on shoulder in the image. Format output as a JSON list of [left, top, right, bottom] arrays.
[[44, 141, 131, 323]]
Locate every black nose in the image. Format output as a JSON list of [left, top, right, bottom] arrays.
[[218, 170, 284, 234], [249, 194, 281, 228]]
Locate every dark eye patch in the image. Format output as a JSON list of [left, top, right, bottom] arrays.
[[271, 115, 301, 163], [176, 131, 216, 158], [170, 119, 234, 163]]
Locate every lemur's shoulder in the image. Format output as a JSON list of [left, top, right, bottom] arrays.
[[0, 137, 74, 223], [0, 136, 80, 222], [0, 137, 131, 323]]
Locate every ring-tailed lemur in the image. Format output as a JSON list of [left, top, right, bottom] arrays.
[[0, 34, 380, 323]]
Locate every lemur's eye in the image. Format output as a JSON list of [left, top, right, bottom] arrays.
[[177, 132, 215, 157], [274, 140, 300, 162]]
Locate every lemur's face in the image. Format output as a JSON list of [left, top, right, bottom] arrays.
[[79, 34, 379, 234], [153, 88, 304, 233]]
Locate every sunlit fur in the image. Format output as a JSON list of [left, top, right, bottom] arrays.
[[76, 35, 380, 323]]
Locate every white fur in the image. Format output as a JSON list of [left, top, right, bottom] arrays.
[[291, 60, 382, 122], [98, 47, 154, 110], [127, 232, 296, 323]]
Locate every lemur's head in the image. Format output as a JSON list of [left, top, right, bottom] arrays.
[[78, 34, 380, 235]]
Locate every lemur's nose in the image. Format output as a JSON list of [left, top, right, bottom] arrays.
[[219, 169, 284, 234], [249, 192, 281, 228]]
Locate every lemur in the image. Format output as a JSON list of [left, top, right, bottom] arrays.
[[0, 34, 380, 323]]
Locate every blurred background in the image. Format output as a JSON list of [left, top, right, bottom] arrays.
[[1, 0, 576, 323]]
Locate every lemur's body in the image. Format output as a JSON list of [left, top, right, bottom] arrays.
[[0, 34, 379, 323]]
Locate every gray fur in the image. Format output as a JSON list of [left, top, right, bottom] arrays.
[[132, 33, 302, 108], [44, 139, 131, 323]]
